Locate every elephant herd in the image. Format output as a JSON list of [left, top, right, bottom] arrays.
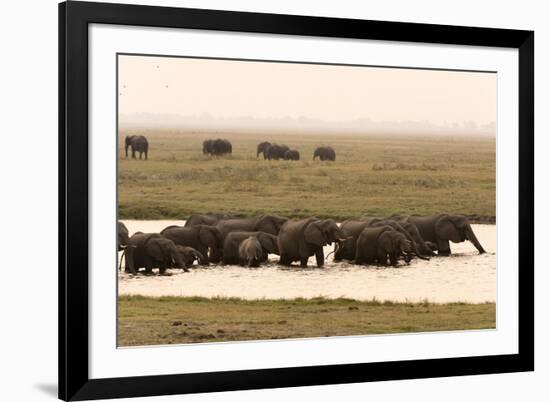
[[118, 213, 486, 275], [123, 136, 335, 161], [257, 142, 335, 161]]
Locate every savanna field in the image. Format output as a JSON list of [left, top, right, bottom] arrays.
[[118, 128, 496, 345], [118, 129, 495, 221]]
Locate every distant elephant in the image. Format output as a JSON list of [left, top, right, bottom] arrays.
[[160, 224, 224, 264], [124, 233, 187, 274], [404, 214, 486, 255], [239, 237, 263, 267], [125, 135, 149, 160], [278, 218, 347, 267], [355, 225, 413, 266], [203, 139, 213, 154], [118, 221, 130, 251], [174, 245, 206, 268], [257, 141, 272, 159], [184, 213, 232, 227], [283, 149, 300, 161], [265, 144, 290, 160], [203, 138, 232, 156], [222, 231, 279, 264], [313, 146, 335, 161], [211, 214, 288, 262]]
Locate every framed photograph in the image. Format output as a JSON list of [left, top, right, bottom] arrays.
[[59, 1, 534, 400]]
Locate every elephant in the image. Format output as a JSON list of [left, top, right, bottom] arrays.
[[160, 224, 224, 264], [404, 214, 486, 256], [125, 135, 148, 160], [211, 214, 288, 262], [283, 149, 300, 161], [118, 221, 130, 251], [222, 231, 279, 264], [124, 233, 188, 274], [257, 141, 272, 159], [174, 245, 206, 268], [313, 146, 335, 161], [184, 213, 232, 227], [203, 139, 213, 154], [334, 219, 429, 262], [278, 218, 347, 267], [265, 144, 290, 160], [203, 138, 232, 156], [355, 226, 413, 266], [238, 237, 263, 267], [362, 217, 433, 258]]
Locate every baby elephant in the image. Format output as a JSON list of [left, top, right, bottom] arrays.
[[238, 236, 263, 267], [175, 245, 206, 269], [355, 225, 413, 266]]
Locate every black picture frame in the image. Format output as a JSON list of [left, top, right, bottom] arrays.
[[59, 1, 534, 400]]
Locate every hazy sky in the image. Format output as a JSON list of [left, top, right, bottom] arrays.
[[118, 55, 496, 126]]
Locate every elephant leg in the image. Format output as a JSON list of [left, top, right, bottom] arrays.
[[300, 257, 309, 267], [437, 239, 451, 256], [279, 254, 292, 266], [159, 263, 167, 275], [143, 255, 154, 274], [260, 252, 268, 263], [208, 248, 220, 264], [377, 249, 389, 266], [145, 151, 148, 160], [315, 249, 324, 267]]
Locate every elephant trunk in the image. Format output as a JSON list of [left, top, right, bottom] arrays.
[[125, 143, 129, 158], [172, 250, 189, 272], [465, 224, 486, 254], [124, 245, 136, 274]]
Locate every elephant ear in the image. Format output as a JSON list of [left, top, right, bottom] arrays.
[[435, 215, 462, 243], [199, 226, 215, 247], [257, 216, 276, 234], [147, 239, 165, 261], [304, 221, 327, 247], [377, 231, 394, 253], [259, 234, 278, 253]]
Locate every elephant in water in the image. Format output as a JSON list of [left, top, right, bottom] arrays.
[[125, 135, 148, 160], [257, 141, 272, 159], [313, 146, 335, 161], [222, 231, 279, 265], [362, 217, 432, 258], [160, 224, 224, 265], [265, 144, 290, 160], [238, 237, 263, 267], [283, 149, 300, 160], [174, 245, 206, 268], [335, 219, 429, 262], [118, 221, 130, 251], [124, 233, 188, 274], [278, 218, 347, 267], [355, 225, 413, 266], [211, 215, 288, 263], [403, 214, 486, 256]]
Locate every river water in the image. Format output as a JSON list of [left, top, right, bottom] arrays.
[[118, 220, 496, 303]]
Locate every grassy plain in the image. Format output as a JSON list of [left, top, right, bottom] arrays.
[[118, 296, 496, 346], [118, 129, 495, 221]]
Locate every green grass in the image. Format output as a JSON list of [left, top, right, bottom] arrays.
[[118, 295, 496, 346], [118, 129, 495, 221]]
